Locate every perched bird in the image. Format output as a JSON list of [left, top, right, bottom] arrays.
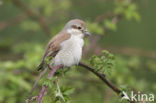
[[37, 19, 91, 71]]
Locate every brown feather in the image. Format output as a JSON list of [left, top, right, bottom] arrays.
[[37, 32, 71, 71]]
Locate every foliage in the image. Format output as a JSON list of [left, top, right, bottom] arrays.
[[87, 0, 141, 35], [0, 0, 156, 103], [89, 50, 115, 76]]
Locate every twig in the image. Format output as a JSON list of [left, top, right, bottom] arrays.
[[79, 62, 136, 103], [26, 96, 38, 103], [28, 62, 137, 103], [79, 62, 121, 94], [0, 14, 27, 31], [84, 12, 123, 55], [37, 65, 63, 103], [87, 44, 156, 59], [27, 68, 48, 101], [95, 12, 114, 23], [38, 85, 47, 103], [12, 0, 51, 36], [55, 78, 65, 102], [26, 65, 62, 103], [105, 46, 156, 59]]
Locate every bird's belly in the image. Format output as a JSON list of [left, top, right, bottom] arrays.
[[53, 36, 84, 67], [53, 47, 82, 67]]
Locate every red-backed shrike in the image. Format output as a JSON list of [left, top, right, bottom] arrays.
[[37, 19, 91, 71]]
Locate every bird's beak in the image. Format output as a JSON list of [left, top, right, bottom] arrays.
[[83, 30, 91, 36]]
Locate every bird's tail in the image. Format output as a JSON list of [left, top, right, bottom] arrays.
[[37, 61, 45, 71]]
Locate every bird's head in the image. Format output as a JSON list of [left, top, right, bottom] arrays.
[[63, 19, 91, 37]]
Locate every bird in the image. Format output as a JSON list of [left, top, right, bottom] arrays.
[[37, 19, 91, 71]]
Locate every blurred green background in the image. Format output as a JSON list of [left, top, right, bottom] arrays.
[[0, 0, 156, 103]]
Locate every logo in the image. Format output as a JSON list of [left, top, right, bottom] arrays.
[[121, 91, 130, 101], [121, 91, 155, 102]]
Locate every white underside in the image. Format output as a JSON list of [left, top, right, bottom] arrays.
[[52, 30, 84, 67]]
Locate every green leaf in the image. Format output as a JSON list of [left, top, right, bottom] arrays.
[[89, 50, 115, 76], [104, 20, 117, 31], [86, 21, 104, 34]]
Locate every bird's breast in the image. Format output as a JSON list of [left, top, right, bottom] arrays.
[[53, 35, 84, 67]]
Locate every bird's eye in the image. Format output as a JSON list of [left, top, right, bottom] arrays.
[[78, 26, 82, 30]]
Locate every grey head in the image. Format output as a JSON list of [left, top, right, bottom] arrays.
[[63, 19, 91, 36]]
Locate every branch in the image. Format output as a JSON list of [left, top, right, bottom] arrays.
[[0, 14, 26, 31], [84, 12, 123, 54], [79, 62, 136, 103], [27, 68, 48, 100], [79, 62, 121, 94], [37, 65, 63, 103], [12, 0, 51, 36], [26, 65, 63, 103], [38, 85, 47, 103], [95, 11, 123, 33], [105, 46, 156, 59], [27, 61, 137, 103], [86, 44, 156, 59], [95, 12, 114, 23]]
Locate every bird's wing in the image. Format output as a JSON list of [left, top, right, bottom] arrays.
[[37, 32, 71, 71]]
